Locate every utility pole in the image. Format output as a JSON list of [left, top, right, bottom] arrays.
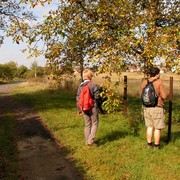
[[33, 59, 37, 78], [35, 65, 37, 78]]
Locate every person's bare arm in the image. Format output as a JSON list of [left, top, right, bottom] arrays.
[[159, 82, 167, 100]]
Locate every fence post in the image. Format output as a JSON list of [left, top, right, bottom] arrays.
[[123, 76, 127, 116], [167, 76, 173, 142]]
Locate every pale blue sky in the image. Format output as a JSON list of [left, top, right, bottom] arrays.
[[0, 1, 59, 68]]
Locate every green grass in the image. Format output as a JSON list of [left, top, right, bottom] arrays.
[[0, 112, 19, 179], [10, 81, 180, 180]]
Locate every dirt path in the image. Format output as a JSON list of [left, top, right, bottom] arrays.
[[0, 83, 84, 180]]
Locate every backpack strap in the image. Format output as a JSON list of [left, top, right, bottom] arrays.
[[87, 82, 94, 99], [147, 78, 157, 84]]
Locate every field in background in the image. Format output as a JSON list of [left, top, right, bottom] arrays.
[[10, 74, 180, 180], [93, 72, 180, 95]]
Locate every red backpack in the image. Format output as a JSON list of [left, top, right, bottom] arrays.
[[78, 83, 94, 111]]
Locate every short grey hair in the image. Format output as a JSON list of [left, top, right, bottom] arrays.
[[83, 69, 93, 80]]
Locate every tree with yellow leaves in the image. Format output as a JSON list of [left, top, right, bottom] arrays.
[[6, 0, 180, 112]]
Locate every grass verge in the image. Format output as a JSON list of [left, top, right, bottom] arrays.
[[0, 112, 19, 179]]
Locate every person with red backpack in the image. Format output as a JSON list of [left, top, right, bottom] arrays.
[[76, 69, 103, 146]]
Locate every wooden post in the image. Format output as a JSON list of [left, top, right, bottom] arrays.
[[167, 77, 173, 142], [123, 76, 127, 116]]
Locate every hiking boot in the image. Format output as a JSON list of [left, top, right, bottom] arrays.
[[147, 144, 153, 149], [147, 142, 153, 149], [88, 143, 97, 147], [154, 144, 160, 150]]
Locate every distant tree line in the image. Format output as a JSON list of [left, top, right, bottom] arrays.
[[0, 61, 45, 81]]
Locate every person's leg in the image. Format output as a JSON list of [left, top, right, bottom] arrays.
[[144, 107, 153, 147], [87, 107, 99, 145], [152, 107, 165, 149], [83, 113, 91, 145], [154, 129, 161, 145], [147, 127, 153, 144]]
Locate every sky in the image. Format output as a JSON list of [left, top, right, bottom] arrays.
[[0, 1, 59, 68]]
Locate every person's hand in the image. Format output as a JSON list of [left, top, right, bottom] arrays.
[[98, 109, 105, 115], [78, 112, 82, 115]]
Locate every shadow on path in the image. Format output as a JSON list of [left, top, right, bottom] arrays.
[[0, 83, 84, 180]]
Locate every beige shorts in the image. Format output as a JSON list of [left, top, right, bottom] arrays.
[[143, 107, 165, 129]]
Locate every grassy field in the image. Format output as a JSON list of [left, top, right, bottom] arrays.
[[9, 73, 180, 180]]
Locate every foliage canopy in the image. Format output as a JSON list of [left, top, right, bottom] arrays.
[[12, 0, 179, 74], [0, 0, 35, 45], [4, 0, 180, 112]]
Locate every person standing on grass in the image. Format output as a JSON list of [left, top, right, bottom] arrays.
[[76, 69, 102, 146], [140, 67, 167, 150]]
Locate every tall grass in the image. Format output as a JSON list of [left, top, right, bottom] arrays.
[[11, 78, 180, 180]]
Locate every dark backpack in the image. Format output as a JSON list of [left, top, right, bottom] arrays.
[[78, 83, 94, 112], [141, 79, 158, 107]]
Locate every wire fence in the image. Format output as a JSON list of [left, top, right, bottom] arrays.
[[119, 77, 180, 97]]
